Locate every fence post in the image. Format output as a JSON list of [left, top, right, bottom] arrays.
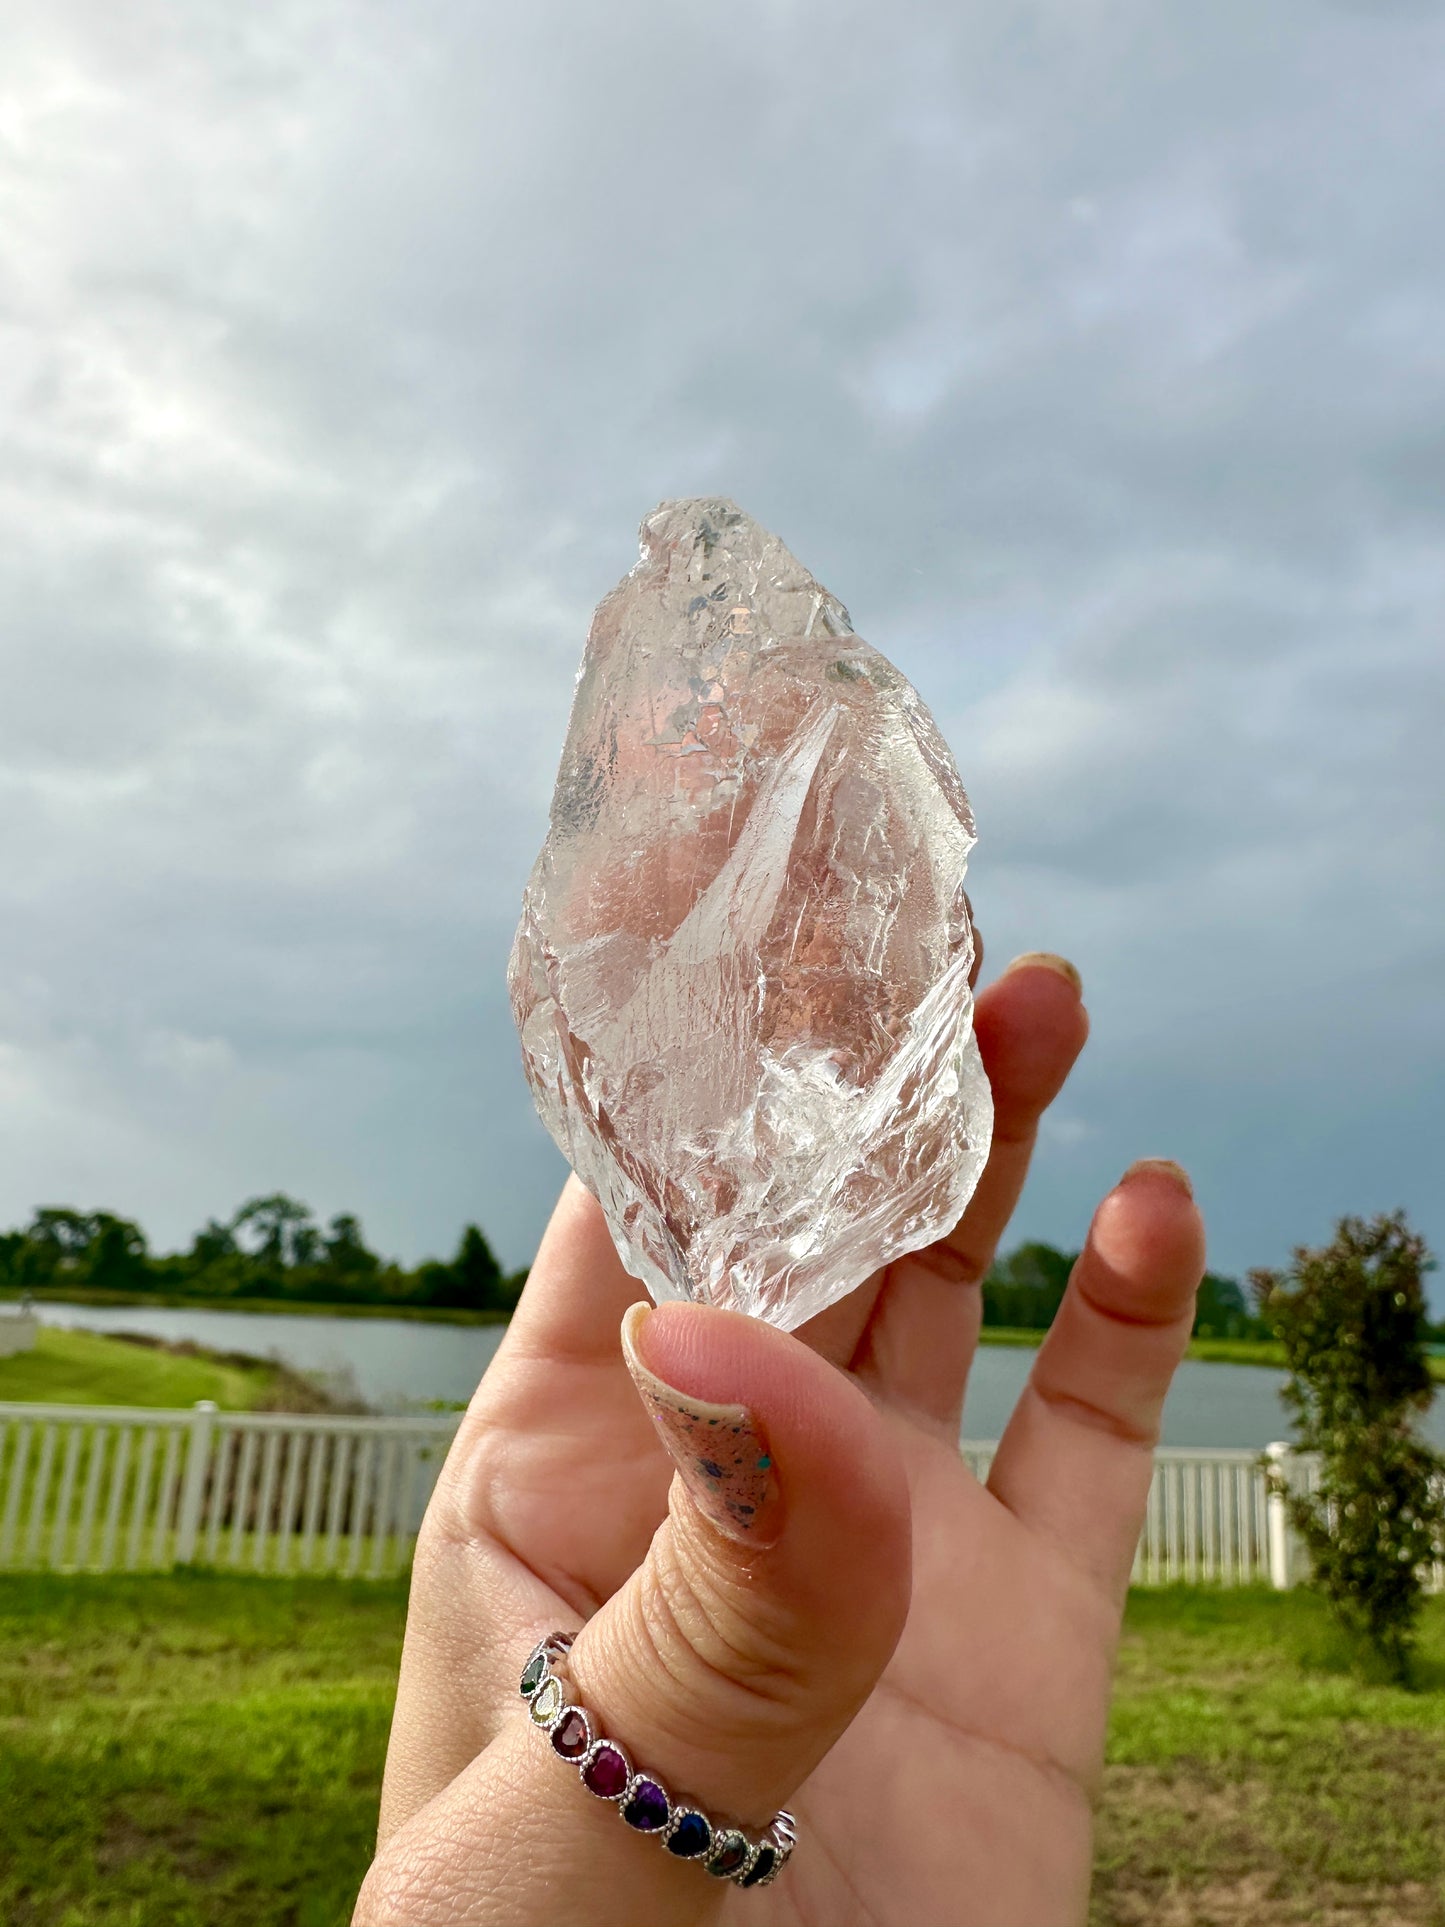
[[175, 1401, 217, 1566], [1265, 1440, 1294, 1590]]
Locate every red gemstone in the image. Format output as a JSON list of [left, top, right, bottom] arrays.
[[551, 1709, 590, 1760], [582, 1744, 629, 1798]]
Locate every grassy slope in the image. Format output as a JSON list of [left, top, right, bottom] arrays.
[[0, 1327, 279, 1410], [0, 1573, 1441, 1926]]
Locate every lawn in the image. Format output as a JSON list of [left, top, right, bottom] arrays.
[[0, 1571, 402, 1927], [1, 1575, 1442, 1926], [1096, 1590, 1445, 1925]]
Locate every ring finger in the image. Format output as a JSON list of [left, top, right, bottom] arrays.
[[848, 954, 1089, 1429]]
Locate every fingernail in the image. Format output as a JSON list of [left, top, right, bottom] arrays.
[[1120, 1157, 1194, 1200], [621, 1303, 780, 1545], [1002, 951, 1083, 995]]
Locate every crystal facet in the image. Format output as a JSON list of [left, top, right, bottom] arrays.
[[509, 499, 993, 1329]]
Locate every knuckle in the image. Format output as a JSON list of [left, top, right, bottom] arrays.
[[352, 1841, 470, 1927], [639, 1529, 809, 1724]]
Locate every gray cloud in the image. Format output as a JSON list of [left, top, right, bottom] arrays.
[[2, 0, 1442, 1298]]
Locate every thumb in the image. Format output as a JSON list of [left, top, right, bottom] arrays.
[[357, 1301, 911, 1927], [559, 1299, 911, 1877]]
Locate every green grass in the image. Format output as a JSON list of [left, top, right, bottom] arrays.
[[1095, 1589, 1445, 1924], [0, 1328, 281, 1411], [1183, 1335, 1286, 1367], [0, 1570, 403, 1926], [980, 1327, 1445, 1379], [977, 1326, 1294, 1366], [1, 1574, 1441, 1925]]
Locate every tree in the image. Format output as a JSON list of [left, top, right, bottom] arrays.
[[983, 1241, 1075, 1330], [20, 1209, 149, 1294], [0, 1230, 23, 1289], [84, 1213, 149, 1293], [229, 1195, 319, 1277], [454, 1225, 503, 1304], [321, 1213, 381, 1281], [415, 1225, 505, 1310], [1252, 1212, 1445, 1678], [1192, 1271, 1253, 1339], [26, 1208, 96, 1280]]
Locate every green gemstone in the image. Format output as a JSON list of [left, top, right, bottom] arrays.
[[706, 1832, 752, 1880], [529, 1677, 563, 1725], [520, 1652, 547, 1699]]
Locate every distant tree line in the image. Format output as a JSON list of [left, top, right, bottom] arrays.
[[4, 1203, 1437, 1344], [0, 1197, 526, 1316], [981, 1239, 1270, 1341]]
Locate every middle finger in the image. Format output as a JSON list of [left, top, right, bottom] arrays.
[[849, 955, 1089, 1427]]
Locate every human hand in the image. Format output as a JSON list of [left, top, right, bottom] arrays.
[[354, 954, 1205, 1926]]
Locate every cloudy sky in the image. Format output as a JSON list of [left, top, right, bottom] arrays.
[[2, 0, 1442, 1301]]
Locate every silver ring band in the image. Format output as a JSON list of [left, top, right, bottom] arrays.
[[520, 1631, 796, 1890]]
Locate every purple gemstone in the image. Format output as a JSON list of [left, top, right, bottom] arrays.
[[550, 1709, 590, 1760], [582, 1745, 630, 1799], [622, 1780, 670, 1832]]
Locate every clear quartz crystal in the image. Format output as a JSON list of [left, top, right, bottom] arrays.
[[508, 499, 992, 1329]]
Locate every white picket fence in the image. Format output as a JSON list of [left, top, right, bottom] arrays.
[[0, 1401, 456, 1580], [0, 1400, 1440, 1589]]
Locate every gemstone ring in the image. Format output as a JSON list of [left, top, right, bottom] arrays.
[[520, 1631, 796, 1890]]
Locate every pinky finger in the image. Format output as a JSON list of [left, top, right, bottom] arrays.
[[985, 1160, 1206, 1602]]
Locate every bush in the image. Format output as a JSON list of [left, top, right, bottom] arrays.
[[1252, 1211, 1445, 1679]]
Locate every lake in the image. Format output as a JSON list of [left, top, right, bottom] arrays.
[[27, 1299, 1445, 1449]]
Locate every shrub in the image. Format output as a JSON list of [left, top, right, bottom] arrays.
[[1252, 1212, 1445, 1678]]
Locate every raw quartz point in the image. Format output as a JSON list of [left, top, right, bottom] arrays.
[[508, 499, 993, 1330]]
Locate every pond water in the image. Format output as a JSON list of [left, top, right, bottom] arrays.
[[28, 1299, 1445, 1449]]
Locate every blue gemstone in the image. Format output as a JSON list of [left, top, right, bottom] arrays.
[[622, 1780, 669, 1832], [666, 1812, 712, 1859]]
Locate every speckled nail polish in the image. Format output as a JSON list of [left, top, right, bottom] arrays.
[[621, 1303, 779, 1544]]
